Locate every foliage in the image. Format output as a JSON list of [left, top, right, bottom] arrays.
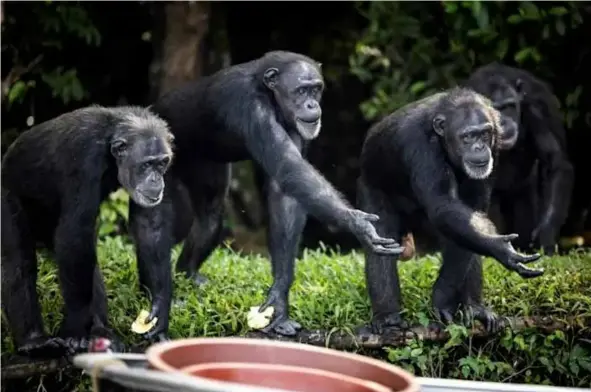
[[98, 189, 130, 238], [2, 242, 590, 389], [349, 1, 587, 128], [1, 2, 100, 118]]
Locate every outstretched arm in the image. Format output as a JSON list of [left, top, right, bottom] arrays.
[[242, 105, 402, 255], [409, 155, 543, 278]]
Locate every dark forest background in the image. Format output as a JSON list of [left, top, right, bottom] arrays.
[[2, 1, 590, 256]]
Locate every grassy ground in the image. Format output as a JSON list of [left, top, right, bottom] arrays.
[[2, 236, 591, 389]]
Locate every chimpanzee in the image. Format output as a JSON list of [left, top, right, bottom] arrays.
[[357, 87, 544, 334], [1, 106, 174, 357], [464, 63, 574, 255], [130, 50, 403, 338]]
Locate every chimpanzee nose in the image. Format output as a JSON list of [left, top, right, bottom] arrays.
[[306, 101, 318, 110]]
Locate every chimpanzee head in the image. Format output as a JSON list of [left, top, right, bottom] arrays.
[[110, 111, 174, 207], [262, 52, 324, 140], [470, 75, 524, 150], [432, 88, 513, 180]]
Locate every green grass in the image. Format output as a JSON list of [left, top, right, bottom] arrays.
[[2, 236, 591, 388]]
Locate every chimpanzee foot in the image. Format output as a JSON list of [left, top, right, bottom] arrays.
[[370, 312, 409, 335], [461, 305, 501, 334], [429, 307, 456, 332], [17, 335, 68, 358], [61, 336, 91, 355], [261, 317, 302, 336], [258, 290, 301, 336]]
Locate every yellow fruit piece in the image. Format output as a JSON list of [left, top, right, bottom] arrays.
[[131, 309, 158, 334], [247, 306, 274, 330]]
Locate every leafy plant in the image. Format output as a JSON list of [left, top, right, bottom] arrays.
[[349, 1, 587, 126], [1, 2, 101, 112]]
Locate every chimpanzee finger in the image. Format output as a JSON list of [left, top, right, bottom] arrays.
[[371, 235, 399, 246], [372, 244, 405, 255], [491, 233, 519, 242], [514, 263, 545, 278], [359, 211, 380, 222], [146, 302, 161, 324], [515, 252, 541, 264]]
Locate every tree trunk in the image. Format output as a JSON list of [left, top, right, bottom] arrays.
[[150, 1, 211, 99]]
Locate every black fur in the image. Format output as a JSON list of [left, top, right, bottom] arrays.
[[464, 63, 574, 255], [1, 106, 174, 357], [131, 50, 403, 338], [357, 88, 544, 335]]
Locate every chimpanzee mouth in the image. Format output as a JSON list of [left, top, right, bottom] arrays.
[[296, 118, 322, 140], [297, 118, 320, 125], [463, 158, 493, 180], [134, 190, 164, 207]]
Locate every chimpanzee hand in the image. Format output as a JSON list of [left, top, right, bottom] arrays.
[[141, 298, 170, 342], [346, 209, 405, 255], [491, 233, 544, 278]]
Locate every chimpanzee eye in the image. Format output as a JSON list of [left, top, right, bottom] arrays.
[[140, 162, 151, 171], [297, 87, 307, 96], [463, 134, 477, 144]]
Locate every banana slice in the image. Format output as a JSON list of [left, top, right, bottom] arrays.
[[247, 306, 274, 330], [131, 309, 158, 334]]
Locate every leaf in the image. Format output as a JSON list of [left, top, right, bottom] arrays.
[[519, 2, 540, 20], [410, 81, 426, 95], [461, 366, 471, 378], [496, 39, 509, 59], [548, 6, 568, 16], [508, 14, 522, 24], [555, 19, 566, 36], [514, 48, 532, 64], [7, 80, 27, 104]]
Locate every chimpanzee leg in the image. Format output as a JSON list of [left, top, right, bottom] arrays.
[[1, 190, 66, 357], [175, 162, 230, 284], [257, 178, 307, 336], [54, 192, 104, 353], [433, 239, 499, 333], [511, 189, 538, 252], [460, 248, 500, 333], [91, 266, 108, 330], [128, 176, 175, 342], [356, 177, 405, 334], [134, 178, 194, 294], [433, 178, 498, 332]]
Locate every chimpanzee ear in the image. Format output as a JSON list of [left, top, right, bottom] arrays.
[[110, 138, 128, 158], [432, 114, 446, 137], [263, 68, 279, 90]]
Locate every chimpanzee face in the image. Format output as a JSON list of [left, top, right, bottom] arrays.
[[263, 61, 324, 140], [433, 104, 496, 180], [482, 78, 524, 150], [111, 129, 173, 208]]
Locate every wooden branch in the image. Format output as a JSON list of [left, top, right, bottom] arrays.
[[0, 354, 70, 380], [2, 316, 587, 380], [245, 316, 589, 350]]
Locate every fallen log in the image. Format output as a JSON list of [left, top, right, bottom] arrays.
[[2, 315, 588, 380], [245, 315, 590, 350]]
